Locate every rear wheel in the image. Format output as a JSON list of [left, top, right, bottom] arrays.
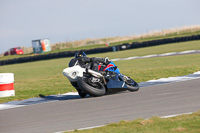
[[77, 76, 106, 97], [123, 75, 139, 92]]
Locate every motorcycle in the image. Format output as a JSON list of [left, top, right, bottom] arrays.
[[63, 54, 139, 98]]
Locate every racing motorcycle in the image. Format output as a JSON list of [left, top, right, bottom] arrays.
[[63, 52, 139, 98]]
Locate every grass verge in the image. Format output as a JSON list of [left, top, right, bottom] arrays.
[[0, 40, 200, 103], [66, 111, 200, 133]]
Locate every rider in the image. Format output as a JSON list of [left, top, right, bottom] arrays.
[[73, 51, 110, 71]]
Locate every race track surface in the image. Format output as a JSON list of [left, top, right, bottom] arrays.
[[0, 78, 200, 133]]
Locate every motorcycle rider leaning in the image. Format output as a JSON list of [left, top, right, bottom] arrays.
[[68, 51, 110, 97], [70, 51, 110, 71]]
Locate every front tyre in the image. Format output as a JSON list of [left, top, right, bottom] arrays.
[[69, 59, 87, 98], [77, 76, 106, 97], [69, 58, 77, 67], [70, 82, 87, 98]]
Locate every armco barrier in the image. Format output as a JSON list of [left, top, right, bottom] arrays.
[[0, 34, 200, 66]]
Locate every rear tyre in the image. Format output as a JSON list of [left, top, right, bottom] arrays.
[[123, 76, 139, 92], [77, 76, 106, 97], [127, 82, 139, 92]]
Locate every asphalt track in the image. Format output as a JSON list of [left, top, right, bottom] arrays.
[[0, 78, 200, 133]]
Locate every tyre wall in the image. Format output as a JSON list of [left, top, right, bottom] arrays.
[[1, 35, 200, 66]]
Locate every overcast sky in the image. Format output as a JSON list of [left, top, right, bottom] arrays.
[[0, 0, 200, 54]]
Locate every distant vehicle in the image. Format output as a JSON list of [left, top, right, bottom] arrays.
[[4, 47, 24, 56]]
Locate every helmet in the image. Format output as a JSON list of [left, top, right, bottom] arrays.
[[75, 51, 87, 58]]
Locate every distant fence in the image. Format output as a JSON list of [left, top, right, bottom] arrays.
[[1, 34, 200, 66]]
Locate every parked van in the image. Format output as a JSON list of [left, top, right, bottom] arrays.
[[4, 47, 24, 56]]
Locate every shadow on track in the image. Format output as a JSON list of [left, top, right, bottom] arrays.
[[2, 93, 82, 107]]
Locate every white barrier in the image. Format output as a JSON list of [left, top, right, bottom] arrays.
[[0, 73, 15, 97]]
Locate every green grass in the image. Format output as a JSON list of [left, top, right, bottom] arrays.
[[66, 111, 200, 133], [94, 40, 200, 59], [114, 54, 200, 82], [0, 40, 200, 103], [0, 58, 74, 102]]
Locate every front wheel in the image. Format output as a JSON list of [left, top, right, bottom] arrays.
[[123, 76, 139, 92], [70, 82, 87, 98], [77, 76, 106, 97]]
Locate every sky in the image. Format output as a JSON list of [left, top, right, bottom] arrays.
[[0, 0, 200, 54]]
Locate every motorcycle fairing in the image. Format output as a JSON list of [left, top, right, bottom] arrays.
[[103, 62, 120, 74], [63, 65, 85, 82], [106, 73, 128, 90]]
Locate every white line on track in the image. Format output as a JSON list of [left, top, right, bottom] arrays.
[[179, 50, 196, 54], [55, 125, 105, 133], [159, 52, 177, 56], [160, 112, 193, 118], [110, 49, 200, 61]]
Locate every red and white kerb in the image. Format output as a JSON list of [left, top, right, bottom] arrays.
[[0, 73, 15, 97]]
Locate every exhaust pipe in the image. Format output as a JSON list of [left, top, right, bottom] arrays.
[[86, 68, 106, 84], [86, 68, 103, 77]]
